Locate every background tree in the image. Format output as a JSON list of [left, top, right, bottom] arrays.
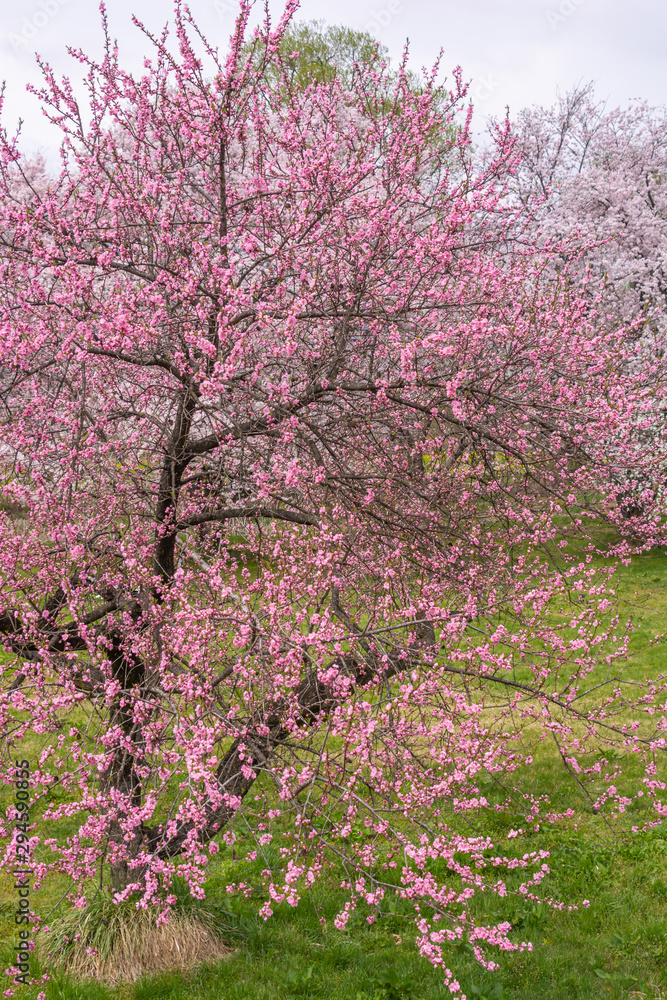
[[510, 83, 667, 342], [259, 18, 389, 88], [504, 85, 667, 515], [0, 3, 666, 991]]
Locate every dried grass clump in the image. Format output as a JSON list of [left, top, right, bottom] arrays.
[[41, 895, 231, 984]]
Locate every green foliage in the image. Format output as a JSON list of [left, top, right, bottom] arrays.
[[264, 20, 389, 90], [248, 19, 429, 111]]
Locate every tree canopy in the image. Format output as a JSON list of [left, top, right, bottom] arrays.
[[0, 4, 666, 994]]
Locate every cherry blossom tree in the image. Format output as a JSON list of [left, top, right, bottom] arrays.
[[510, 83, 667, 341], [505, 85, 667, 517], [0, 4, 666, 992]]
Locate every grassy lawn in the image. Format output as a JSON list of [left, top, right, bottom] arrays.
[[3, 827, 666, 1000], [1, 550, 666, 999]]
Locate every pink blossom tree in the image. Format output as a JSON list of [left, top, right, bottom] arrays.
[[504, 85, 667, 518], [0, 4, 666, 991], [510, 83, 667, 341]]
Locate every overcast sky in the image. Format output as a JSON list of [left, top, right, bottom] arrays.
[[1, 0, 665, 156]]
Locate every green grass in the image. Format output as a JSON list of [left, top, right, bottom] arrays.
[[2, 551, 667, 999], [3, 829, 666, 1000]]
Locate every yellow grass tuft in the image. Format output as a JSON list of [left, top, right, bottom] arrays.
[[41, 899, 231, 984]]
